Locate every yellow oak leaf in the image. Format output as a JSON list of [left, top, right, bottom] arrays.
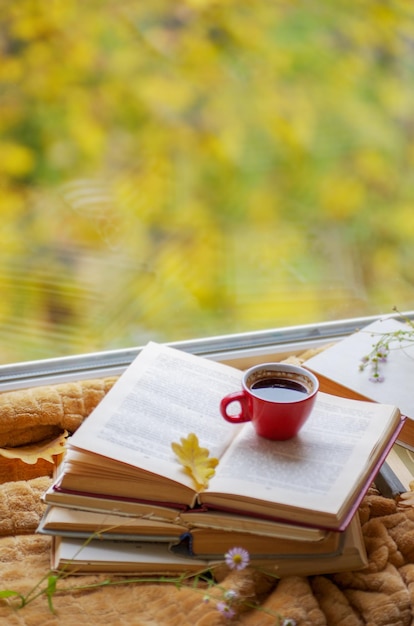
[[171, 433, 219, 492], [0, 430, 68, 465]]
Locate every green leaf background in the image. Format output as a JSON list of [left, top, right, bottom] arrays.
[[0, 0, 413, 362]]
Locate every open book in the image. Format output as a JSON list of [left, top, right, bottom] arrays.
[[49, 341, 405, 531], [304, 318, 414, 449], [51, 514, 367, 576]]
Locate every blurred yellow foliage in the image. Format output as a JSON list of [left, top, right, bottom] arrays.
[[0, 0, 413, 363], [0, 142, 35, 176]]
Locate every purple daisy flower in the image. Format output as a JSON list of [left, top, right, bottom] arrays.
[[224, 546, 250, 570], [369, 374, 384, 383], [217, 601, 236, 619]]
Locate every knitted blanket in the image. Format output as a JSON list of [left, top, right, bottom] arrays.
[[0, 378, 414, 625]]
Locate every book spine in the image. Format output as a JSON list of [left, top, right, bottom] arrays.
[[169, 532, 194, 557], [375, 462, 406, 498]]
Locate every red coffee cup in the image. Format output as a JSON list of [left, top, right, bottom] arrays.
[[220, 363, 319, 440]]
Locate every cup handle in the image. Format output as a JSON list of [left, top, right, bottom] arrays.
[[220, 391, 251, 424]]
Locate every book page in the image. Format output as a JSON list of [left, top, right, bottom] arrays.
[[208, 391, 399, 514], [53, 537, 211, 571], [69, 342, 244, 486]]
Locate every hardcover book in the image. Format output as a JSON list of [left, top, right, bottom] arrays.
[[304, 318, 414, 449], [48, 341, 405, 531], [39, 504, 346, 558], [51, 513, 367, 577]]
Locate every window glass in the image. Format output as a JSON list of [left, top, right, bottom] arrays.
[[1, 1, 414, 363]]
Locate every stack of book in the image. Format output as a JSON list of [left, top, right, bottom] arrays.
[[39, 341, 405, 577]]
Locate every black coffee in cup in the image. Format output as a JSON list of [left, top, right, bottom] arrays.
[[250, 377, 308, 402], [220, 362, 319, 440]]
